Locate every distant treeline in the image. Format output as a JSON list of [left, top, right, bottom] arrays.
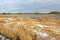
[[49, 12, 60, 14], [0, 11, 60, 14]]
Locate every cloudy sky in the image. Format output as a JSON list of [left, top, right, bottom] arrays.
[[0, 0, 60, 13]]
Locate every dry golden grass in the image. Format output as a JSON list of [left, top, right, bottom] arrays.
[[36, 17, 60, 28], [0, 17, 60, 40]]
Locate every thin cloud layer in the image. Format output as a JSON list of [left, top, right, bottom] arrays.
[[0, 0, 60, 12]]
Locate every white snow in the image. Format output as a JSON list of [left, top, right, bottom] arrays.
[[28, 28, 48, 39], [53, 29, 60, 33], [6, 39, 10, 40], [38, 30, 48, 39], [51, 37, 57, 40], [7, 18, 12, 20], [37, 24, 44, 28], [1, 36, 5, 40], [0, 35, 3, 38]]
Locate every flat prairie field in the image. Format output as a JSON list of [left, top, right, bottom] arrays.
[[0, 13, 60, 18], [0, 13, 60, 40]]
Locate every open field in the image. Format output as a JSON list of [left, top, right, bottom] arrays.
[[0, 13, 60, 40], [0, 17, 60, 40], [0, 13, 60, 19]]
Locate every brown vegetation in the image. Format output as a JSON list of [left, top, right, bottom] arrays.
[[0, 17, 60, 40]]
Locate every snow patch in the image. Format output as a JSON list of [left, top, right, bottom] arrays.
[[38, 30, 48, 39], [51, 37, 57, 40], [37, 24, 44, 28]]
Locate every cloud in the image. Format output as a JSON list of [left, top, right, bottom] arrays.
[[0, 0, 60, 12]]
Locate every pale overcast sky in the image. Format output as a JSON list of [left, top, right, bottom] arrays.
[[0, 0, 60, 13]]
